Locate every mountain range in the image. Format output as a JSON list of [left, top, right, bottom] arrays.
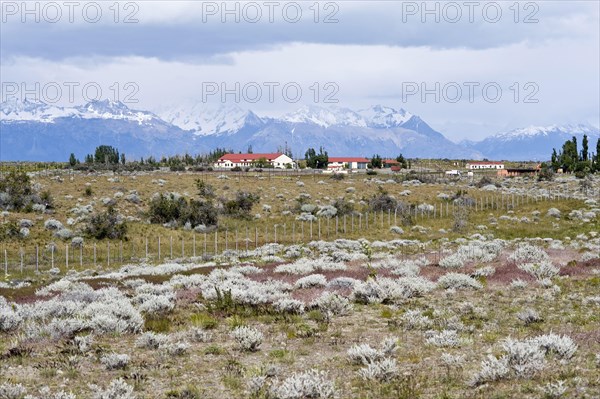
[[1, 98, 598, 162]]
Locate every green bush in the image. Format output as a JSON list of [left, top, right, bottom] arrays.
[[332, 197, 354, 216], [222, 191, 260, 219], [369, 188, 397, 211], [148, 193, 218, 228], [0, 171, 50, 211], [84, 206, 128, 240]]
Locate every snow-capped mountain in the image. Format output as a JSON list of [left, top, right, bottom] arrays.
[[158, 104, 265, 135], [4, 98, 594, 162], [1, 98, 78, 122], [465, 124, 600, 161], [194, 104, 478, 159], [282, 105, 367, 128], [1, 98, 163, 125], [1, 98, 195, 161], [357, 105, 413, 128]]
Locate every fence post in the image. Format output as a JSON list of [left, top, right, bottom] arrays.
[[4, 249, 7, 276], [51, 246, 54, 269], [193, 234, 196, 257], [145, 237, 148, 259], [94, 243, 96, 267], [120, 240, 123, 264], [158, 236, 161, 260], [66, 244, 69, 269], [318, 218, 321, 239], [215, 231, 218, 255], [181, 236, 185, 257], [20, 249, 23, 274], [80, 245, 83, 269], [170, 236, 173, 259], [107, 242, 110, 267], [274, 225, 277, 244], [36, 245, 39, 273]]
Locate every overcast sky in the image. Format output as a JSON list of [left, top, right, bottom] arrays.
[[1, 0, 598, 141]]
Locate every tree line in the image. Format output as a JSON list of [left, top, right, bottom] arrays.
[[549, 135, 600, 177]]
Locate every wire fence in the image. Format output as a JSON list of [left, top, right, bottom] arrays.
[[2, 192, 578, 276]]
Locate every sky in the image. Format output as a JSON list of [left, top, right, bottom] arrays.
[[1, 0, 599, 141]]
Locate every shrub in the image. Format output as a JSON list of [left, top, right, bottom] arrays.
[[100, 353, 130, 370], [89, 378, 136, 399], [84, 206, 127, 240], [516, 308, 542, 325], [509, 244, 549, 265], [294, 274, 327, 289], [469, 355, 510, 386], [369, 188, 397, 211], [162, 341, 189, 356], [274, 298, 305, 314], [358, 358, 399, 382], [230, 326, 263, 352], [518, 261, 559, 281], [271, 369, 335, 399], [136, 331, 169, 349], [222, 191, 260, 219], [532, 334, 577, 360], [347, 338, 397, 365], [312, 293, 352, 316], [502, 338, 546, 378], [149, 193, 218, 228], [0, 171, 49, 211], [0, 383, 27, 399], [195, 179, 215, 198], [437, 273, 482, 290], [401, 310, 433, 330], [425, 330, 463, 348]]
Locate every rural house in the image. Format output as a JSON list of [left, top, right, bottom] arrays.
[[215, 153, 295, 169]]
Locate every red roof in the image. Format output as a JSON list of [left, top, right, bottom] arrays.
[[384, 159, 399, 164], [329, 157, 370, 163], [218, 153, 283, 162], [468, 161, 503, 165]]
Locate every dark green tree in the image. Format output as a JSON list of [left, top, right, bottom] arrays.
[[370, 154, 383, 169], [550, 149, 559, 169], [69, 153, 78, 167], [596, 138, 600, 172], [582, 134, 589, 161], [395, 154, 408, 169], [94, 145, 120, 164], [304, 147, 328, 169], [120, 153, 126, 165]]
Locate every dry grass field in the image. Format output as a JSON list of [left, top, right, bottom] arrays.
[[1, 168, 599, 399]]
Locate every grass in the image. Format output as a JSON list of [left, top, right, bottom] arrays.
[[2, 170, 597, 280]]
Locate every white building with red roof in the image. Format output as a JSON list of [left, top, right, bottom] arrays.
[[215, 153, 294, 169], [328, 157, 370, 170], [465, 161, 505, 170]]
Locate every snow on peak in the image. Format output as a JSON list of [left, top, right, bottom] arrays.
[[0, 97, 157, 125], [493, 124, 599, 140], [282, 105, 366, 128], [0, 98, 77, 122], [357, 105, 413, 128], [158, 104, 264, 136]]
